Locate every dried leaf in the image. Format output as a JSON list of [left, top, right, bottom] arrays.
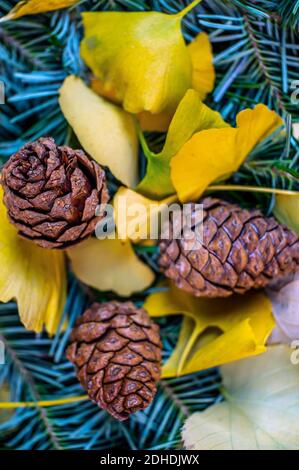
[[267, 272, 299, 344], [0, 187, 66, 334], [67, 237, 154, 297], [144, 282, 274, 377], [273, 194, 299, 235], [59, 75, 138, 187], [182, 345, 299, 450], [171, 104, 283, 202], [0, 0, 77, 21], [80, 12, 214, 119], [137, 89, 228, 199]]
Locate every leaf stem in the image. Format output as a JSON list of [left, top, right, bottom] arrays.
[[206, 185, 299, 196], [136, 121, 154, 159], [0, 395, 89, 408], [177, 0, 203, 18]]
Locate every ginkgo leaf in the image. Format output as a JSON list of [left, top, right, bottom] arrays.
[[137, 89, 228, 199], [0, 187, 66, 334], [113, 187, 177, 242], [182, 345, 299, 450], [89, 30, 215, 133], [267, 272, 299, 344], [80, 11, 214, 118], [188, 32, 215, 100], [273, 193, 299, 235], [171, 104, 283, 202], [144, 282, 274, 377], [67, 237, 154, 297], [0, 0, 77, 21], [59, 75, 138, 188], [91, 77, 173, 133], [137, 110, 173, 133]]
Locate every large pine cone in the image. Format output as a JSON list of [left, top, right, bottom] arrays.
[[1, 137, 109, 249], [66, 302, 162, 421], [159, 197, 299, 297]]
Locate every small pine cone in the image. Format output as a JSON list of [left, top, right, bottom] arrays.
[[1, 137, 109, 249], [66, 302, 162, 421], [159, 197, 299, 297]]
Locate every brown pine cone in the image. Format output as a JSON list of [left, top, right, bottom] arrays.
[[159, 197, 299, 297], [1, 137, 109, 249], [66, 301, 162, 421]]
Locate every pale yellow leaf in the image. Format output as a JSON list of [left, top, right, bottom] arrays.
[[182, 345, 299, 450], [67, 237, 154, 297], [59, 75, 138, 187], [0, 0, 77, 21], [0, 187, 66, 334]]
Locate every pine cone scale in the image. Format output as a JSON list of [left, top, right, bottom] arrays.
[[67, 302, 162, 421], [159, 197, 299, 297]]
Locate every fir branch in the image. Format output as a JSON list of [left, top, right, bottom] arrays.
[[0, 27, 47, 70]]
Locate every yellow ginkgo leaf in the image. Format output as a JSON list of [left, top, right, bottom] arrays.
[[90, 30, 215, 133], [144, 282, 274, 377], [0, 0, 77, 21], [113, 187, 177, 242], [171, 103, 283, 202], [59, 75, 138, 188], [273, 193, 299, 235], [0, 188, 66, 334], [67, 237, 154, 297], [188, 32, 215, 100], [91, 78, 172, 133], [80, 9, 214, 118], [137, 110, 173, 133], [138, 32, 215, 131], [137, 89, 228, 199]]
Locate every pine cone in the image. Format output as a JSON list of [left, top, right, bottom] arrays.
[[66, 302, 162, 421], [1, 137, 109, 249], [159, 197, 299, 297]]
